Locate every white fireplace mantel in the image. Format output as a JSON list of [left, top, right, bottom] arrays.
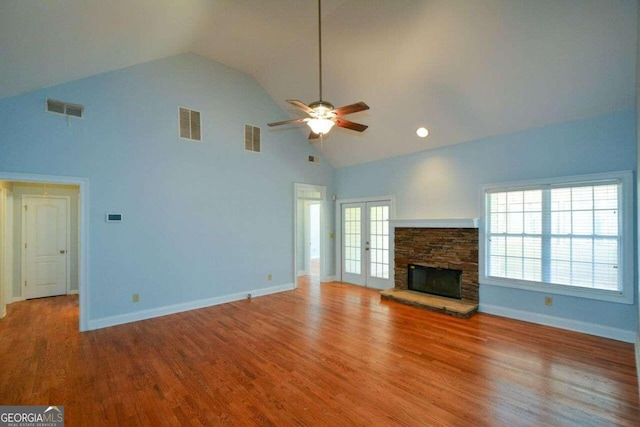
[[390, 218, 479, 229]]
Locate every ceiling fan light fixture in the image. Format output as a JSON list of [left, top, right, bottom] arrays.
[[266, 0, 369, 140], [308, 118, 335, 135]]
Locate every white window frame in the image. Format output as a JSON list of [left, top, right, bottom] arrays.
[[479, 171, 634, 304]]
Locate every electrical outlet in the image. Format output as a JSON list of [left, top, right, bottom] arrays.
[[132, 293, 140, 303], [544, 296, 553, 306], [267, 274, 272, 281]]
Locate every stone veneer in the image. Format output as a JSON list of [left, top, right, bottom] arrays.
[[394, 227, 479, 304]]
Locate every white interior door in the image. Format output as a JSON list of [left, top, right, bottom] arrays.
[[23, 196, 69, 299], [341, 201, 391, 289]]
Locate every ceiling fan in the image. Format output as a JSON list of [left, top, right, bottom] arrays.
[[268, 0, 369, 140]]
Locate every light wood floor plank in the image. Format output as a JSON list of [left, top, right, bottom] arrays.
[[0, 278, 638, 426]]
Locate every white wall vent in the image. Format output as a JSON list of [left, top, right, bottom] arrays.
[[244, 124, 261, 153], [179, 107, 201, 141], [308, 155, 320, 164], [46, 99, 84, 118]]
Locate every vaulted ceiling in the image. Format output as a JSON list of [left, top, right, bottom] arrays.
[[0, 0, 636, 167]]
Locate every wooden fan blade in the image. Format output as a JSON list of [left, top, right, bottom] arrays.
[[309, 131, 320, 140], [267, 118, 308, 127], [335, 117, 368, 132], [333, 102, 369, 116], [287, 100, 313, 114]]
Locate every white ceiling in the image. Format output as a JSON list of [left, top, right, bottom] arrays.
[[0, 0, 636, 167]]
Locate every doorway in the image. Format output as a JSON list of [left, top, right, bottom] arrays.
[[0, 172, 88, 331], [298, 201, 321, 279], [294, 184, 326, 286], [337, 197, 394, 290], [308, 202, 320, 278]]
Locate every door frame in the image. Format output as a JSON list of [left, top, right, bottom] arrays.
[[293, 183, 327, 285], [0, 187, 5, 318], [21, 195, 71, 298], [335, 195, 396, 287], [2, 191, 13, 307], [0, 171, 89, 332]]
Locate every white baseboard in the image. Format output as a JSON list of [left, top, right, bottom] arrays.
[[635, 333, 640, 394], [87, 283, 295, 331], [12, 297, 24, 303], [297, 270, 308, 277], [324, 275, 337, 282], [68, 290, 79, 295], [479, 303, 636, 343]]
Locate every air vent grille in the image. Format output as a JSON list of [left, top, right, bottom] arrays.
[[46, 99, 83, 118], [308, 155, 320, 164], [244, 124, 261, 153], [179, 107, 201, 141]]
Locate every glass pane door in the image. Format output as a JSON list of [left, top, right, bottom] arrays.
[[366, 202, 390, 289], [341, 200, 392, 289], [341, 203, 366, 285]]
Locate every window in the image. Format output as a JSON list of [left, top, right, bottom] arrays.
[[480, 171, 633, 303]]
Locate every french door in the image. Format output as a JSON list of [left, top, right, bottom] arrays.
[[341, 201, 391, 289]]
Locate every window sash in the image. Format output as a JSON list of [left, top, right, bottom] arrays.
[[485, 180, 622, 292]]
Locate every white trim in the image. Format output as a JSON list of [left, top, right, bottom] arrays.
[[0, 188, 5, 318], [635, 333, 640, 393], [336, 195, 395, 204], [390, 218, 479, 229], [297, 270, 308, 277], [0, 171, 89, 331], [88, 283, 295, 330], [4, 193, 13, 306], [479, 170, 634, 305], [479, 303, 636, 343], [325, 275, 336, 282], [12, 297, 24, 303]]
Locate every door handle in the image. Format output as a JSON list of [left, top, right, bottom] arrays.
[[60, 250, 66, 254]]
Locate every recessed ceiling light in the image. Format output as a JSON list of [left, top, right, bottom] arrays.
[[416, 127, 429, 138]]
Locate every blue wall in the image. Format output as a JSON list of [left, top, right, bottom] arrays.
[[0, 53, 334, 324], [336, 110, 637, 337], [1, 52, 635, 339]]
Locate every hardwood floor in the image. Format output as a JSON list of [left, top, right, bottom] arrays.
[[1, 278, 638, 426]]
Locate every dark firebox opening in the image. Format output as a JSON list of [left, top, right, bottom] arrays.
[[408, 264, 462, 299]]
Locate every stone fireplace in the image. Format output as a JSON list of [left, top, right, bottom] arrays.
[[380, 219, 479, 318]]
